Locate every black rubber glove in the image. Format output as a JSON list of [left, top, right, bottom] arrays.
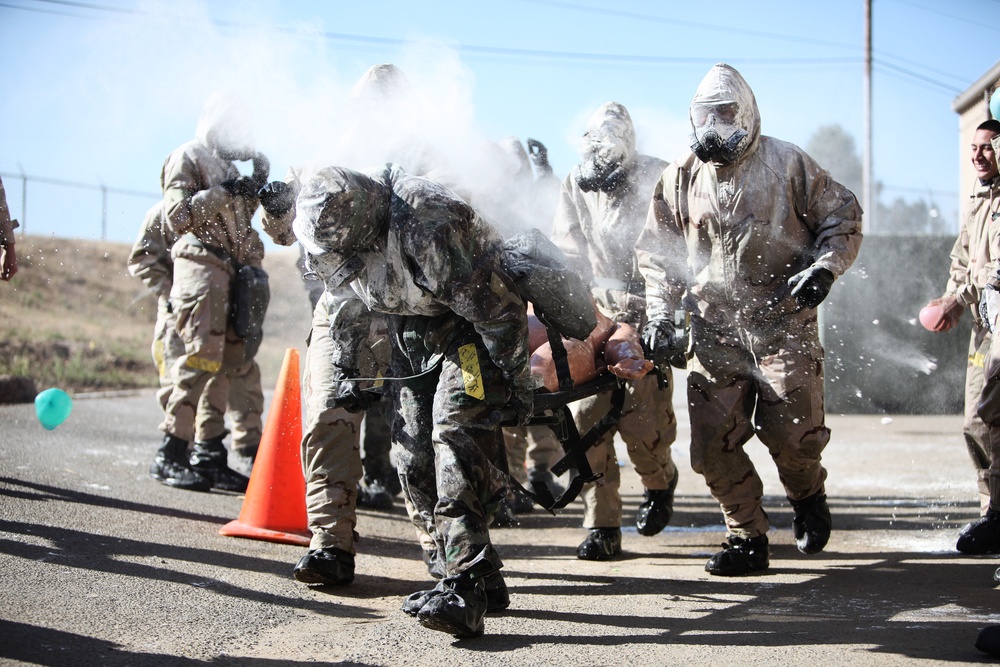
[[258, 181, 296, 216], [333, 368, 377, 413], [507, 374, 535, 426], [788, 266, 835, 309], [526, 138, 553, 177], [642, 317, 687, 370], [221, 176, 259, 198], [250, 152, 270, 191]]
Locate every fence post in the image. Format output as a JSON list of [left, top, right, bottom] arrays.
[[101, 184, 108, 241]]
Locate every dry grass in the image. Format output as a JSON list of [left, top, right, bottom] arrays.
[[0, 234, 312, 394]]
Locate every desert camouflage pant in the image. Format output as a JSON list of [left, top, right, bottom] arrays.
[[970, 327, 1000, 513], [687, 318, 829, 538], [160, 254, 263, 455], [301, 295, 365, 552], [153, 294, 257, 448], [389, 315, 508, 578], [571, 372, 678, 528], [503, 425, 563, 485]]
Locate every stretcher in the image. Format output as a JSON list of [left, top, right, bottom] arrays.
[[495, 324, 665, 513], [346, 327, 658, 514], [498, 371, 628, 512]]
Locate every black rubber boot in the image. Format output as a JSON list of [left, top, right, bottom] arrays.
[[482, 570, 510, 613], [790, 492, 832, 554], [293, 547, 355, 586], [356, 479, 394, 510], [149, 435, 211, 492], [957, 509, 1000, 555], [492, 499, 520, 528], [403, 569, 508, 616], [705, 534, 770, 576], [416, 572, 488, 638], [576, 528, 622, 561], [230, 445, 257, 477], [508, 489, 535, 515], [636, 470, 679, 537], [976, 625, 1000, 657], [190, 437, 250, 492]]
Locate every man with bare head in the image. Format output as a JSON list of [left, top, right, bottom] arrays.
[[939, 118, 1000, 555]]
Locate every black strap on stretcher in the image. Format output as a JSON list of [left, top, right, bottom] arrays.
[[501, 314, 628, 513]]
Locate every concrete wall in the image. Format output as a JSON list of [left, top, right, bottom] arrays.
[[822, 235, 970, 415]]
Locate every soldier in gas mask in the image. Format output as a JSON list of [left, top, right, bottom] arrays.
[[152, 91, 270, 493], [262, 163, 532, 639], [128, 202, 251, 491], [636, 63, 862, 576], [551, 101, 680, 560]]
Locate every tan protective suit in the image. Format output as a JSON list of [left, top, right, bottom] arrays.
[[551, 102, 678, 529], [966, 134, 1000, 511], [0, 175, 17, 247], [158, 95, 265, 452], [636, 64, 862, 538], [264, 169, 399, 553], [127, 202, 242, 447]]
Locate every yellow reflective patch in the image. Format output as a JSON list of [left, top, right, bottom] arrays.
[[970, 352, 986, 369], [458, 343, 485, 400], [374, 371, 384, 389], [153, 340, 166, 377], [185, 355, 222, 373]]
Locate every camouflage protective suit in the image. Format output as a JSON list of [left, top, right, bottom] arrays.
[[158, 96, 265, 454], [636, 64, 863, 539], [127, 202, 230, 444], [551, 102, 678, 529], [967, 138, 1000, 513], [286, 164, 531, 582]]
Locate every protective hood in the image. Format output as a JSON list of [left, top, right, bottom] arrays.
[[574, 102, 636, 192], [688, 63, 760, 165], [347, 63, 413, 104], [195, 91, 255, 161], [293, 167, 392, 287]]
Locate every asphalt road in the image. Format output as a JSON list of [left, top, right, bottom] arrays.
[[2, 385, 999, 666]]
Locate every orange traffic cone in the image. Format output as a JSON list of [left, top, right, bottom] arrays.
[[220, 347, 311, 546]]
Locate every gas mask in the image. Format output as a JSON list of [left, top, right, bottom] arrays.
[[574, 132, 629, 193], [689, 102, 749, 165], [574, 102, 635, 193], [304, 250, 366, 290], [574, 158, 627, 193]]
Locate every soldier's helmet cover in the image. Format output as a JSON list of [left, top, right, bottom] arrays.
[[294, 167, 391, 288], [196, 91, 255, 162]]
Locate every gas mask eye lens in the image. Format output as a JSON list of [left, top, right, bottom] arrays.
[[692, 102, 738, 128]]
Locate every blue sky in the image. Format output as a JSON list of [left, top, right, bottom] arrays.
[[0, 0, 997, 246]]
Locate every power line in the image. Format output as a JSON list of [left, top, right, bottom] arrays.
[[0, 0, 866, 68], [514, 0, 858, 51], [884, 0, 1000, 33], [873, 61, 964, 94]]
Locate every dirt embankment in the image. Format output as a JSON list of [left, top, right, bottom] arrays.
[[0, 234, 311, 399]]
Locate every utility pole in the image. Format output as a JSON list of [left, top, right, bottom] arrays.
[[863, 0, 874, 233]]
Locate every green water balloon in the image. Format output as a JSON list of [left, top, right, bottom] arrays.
[[35, 388, 72, 430]]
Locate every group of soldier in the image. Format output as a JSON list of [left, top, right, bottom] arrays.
[[124, 61, 998, 641]]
